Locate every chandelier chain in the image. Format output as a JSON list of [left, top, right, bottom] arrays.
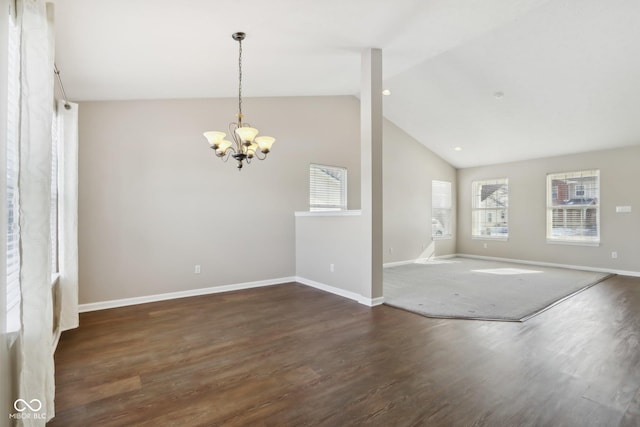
[[238, 37, 243, 117]]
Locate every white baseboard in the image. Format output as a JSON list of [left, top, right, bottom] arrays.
[[456, 253, 640, 277], [79, 277, 296, 313], [362, 296, 385, 307], [79, 276, 386, 313], [79, 252, 634, 315], [295, 276, 385, 306]]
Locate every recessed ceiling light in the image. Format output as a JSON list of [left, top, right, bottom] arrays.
[[454, 146, 462, 151], [382, 89, 391, 96], [494, 91, 504, 99]]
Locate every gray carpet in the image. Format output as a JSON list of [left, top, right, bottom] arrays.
[[383, 257, 612, 321]]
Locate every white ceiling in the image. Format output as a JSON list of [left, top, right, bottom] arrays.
[[53, 0, 640, 168]]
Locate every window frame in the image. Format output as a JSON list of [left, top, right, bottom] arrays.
[[309, 163, 347, 212], [431, 180, 452, 240], [546, 169, 600, 246], [471, 177, 509, 241]]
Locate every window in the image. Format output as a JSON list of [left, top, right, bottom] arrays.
[[309, 164, 347, 211], [432, 180, 452, 238], [471, 178, 509, 239], [547, 169, 600, 245]]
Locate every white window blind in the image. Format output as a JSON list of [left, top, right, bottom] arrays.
[[309, 164, 347, 211], [546, 169, 600, 244], [6, 17, 20, 333], [432, 180, 452, 238], [471, 178, 509, 239]]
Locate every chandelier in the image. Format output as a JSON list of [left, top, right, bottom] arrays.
[[203, 32, 275, 170]]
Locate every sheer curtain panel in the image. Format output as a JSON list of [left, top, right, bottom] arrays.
[[15, 0, 56, 423], [56, 100, 79, 332]]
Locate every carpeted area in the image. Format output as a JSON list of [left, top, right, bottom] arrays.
[[383, 257, 612, 321]]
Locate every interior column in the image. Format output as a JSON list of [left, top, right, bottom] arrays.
[[360, 48, 383, 303]]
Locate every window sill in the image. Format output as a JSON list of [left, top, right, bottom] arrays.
[[472, 236, 509, 242], [546, 239, 600, 247]]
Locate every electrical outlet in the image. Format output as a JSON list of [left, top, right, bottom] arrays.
[[389, 247, 394, 254], [194, 264, 201, 274], [611, 251, 618, 259], [483, 243, 488, 249], [330, 263, 335, 272]]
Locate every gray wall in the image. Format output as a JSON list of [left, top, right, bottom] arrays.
[[78, 96, 361, 304], [383, 120, 457, 263], [457, 145, 640, 273], [78, 95, 459, 305], [295, 213, 366, 297]]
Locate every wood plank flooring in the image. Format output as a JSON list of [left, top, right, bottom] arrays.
[[48, 276, 640, 426]]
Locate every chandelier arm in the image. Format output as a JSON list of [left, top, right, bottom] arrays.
[[214, 151, 229, 162], [253, 150, 267, 161], [228, 124, 238, 151], [232, 136, 242, 151], [214, 147, 234, 162]]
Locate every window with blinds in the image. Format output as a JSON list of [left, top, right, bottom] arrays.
[[6, 17, 20, 333], [546, 169, 600, 244], [309, 164, 347, 211], [432, 180, 452, 239], [471, 178, 509, 239]]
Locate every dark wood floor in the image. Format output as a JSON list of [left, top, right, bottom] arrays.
[[48, 276, 640, 426]]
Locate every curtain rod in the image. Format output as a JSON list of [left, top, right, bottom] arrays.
[[53, 63, 71, 110]]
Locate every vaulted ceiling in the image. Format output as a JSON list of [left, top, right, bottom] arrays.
[[53, 0, 640, 168]]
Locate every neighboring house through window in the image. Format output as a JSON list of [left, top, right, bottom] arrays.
[[432, 180, 452, 239], [471, 178, 509, 239], [547, 169, 600, 245]]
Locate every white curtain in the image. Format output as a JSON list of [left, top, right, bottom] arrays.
[[15, 0, 56, 424], [56, 99, 79, 332]]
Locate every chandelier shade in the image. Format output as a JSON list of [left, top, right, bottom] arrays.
[[203, 32, 275, 170], [255, 136, 275, 153], [235, 127, 259, 144], [203, 131, 226, 146]]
